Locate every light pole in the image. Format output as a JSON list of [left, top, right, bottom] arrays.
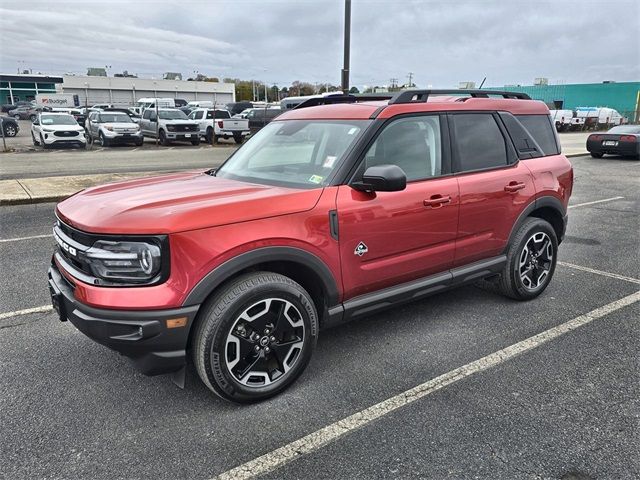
[[84, 82, 89, 107], [341, 0, 351, 93]]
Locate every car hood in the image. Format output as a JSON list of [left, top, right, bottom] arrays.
[[102, 122, 139, 129], [159, 119, 197, 125], [40, 124, 83, 131], [56, 171, 323, 234]]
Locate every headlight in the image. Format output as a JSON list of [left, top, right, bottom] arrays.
[[42, 128, 55, 132], [84, 240, 162, 284], [104, 126, 114, 131], [167, 125, 176, 131]]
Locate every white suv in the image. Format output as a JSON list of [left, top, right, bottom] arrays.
[[31, 112, 86, 149], [86, 111, 143, 146]]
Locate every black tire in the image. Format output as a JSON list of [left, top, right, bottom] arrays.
[[233, 133, 243, 144], [191, 137, 200, 146], [13, 114, 21, 120], [40, 134, 50, 149], [590, 152, 603, 158], [206, 127, 214, 144], [99, 132, 109, 147], [31, 131, 40, 146], [159, 130, 170, 146], [135, 139, 144, 147], [192, 272, 318, 403], [4, 123, 17, 137], [29, 114, 37, 122], [486, 217, 558, 300]]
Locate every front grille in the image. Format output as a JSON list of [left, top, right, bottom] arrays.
[[54, 131, 79, 137], [172, 124, 198, 132], [54, 219, 94, 276]]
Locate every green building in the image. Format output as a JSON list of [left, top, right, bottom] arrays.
[[0, 74, 63, 105], [494, 81, 640, 122]]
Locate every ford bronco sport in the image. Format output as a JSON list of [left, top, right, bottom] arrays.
[[48, 90, 573, 403]]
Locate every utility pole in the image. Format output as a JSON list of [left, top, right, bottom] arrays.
[[390, 78, 398, 91], [407, 72, 414, 88], [341, 0, 351, 93]]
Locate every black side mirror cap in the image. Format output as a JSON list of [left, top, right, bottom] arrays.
[[352, 164, 407, 192]]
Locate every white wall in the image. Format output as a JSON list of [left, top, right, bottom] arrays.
[[62, 75, 235, 106]]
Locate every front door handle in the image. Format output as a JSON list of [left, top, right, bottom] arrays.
[[504, 181, 526, 193], [424, 195, 451, 208]]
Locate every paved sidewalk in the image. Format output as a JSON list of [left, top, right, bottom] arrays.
[[0, 133, 590, 206], [0, 171, 161, 205]]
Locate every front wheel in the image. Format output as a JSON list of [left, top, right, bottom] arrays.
[[192, 272, 318, 403], [4, 123, 17, 137], [191, 137, 200, 146], [159, 130, 170, 146], [29, 114, 37, 122], [99, 132, 109, 147], [32, 131, 40, 146], [490, 217, 558, 300], [14, 114, 21, 120]]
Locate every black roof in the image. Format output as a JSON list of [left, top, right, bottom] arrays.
[[0, 74, 64, 84]]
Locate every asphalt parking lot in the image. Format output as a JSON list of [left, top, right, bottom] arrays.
[[0, 154, 638, 479]]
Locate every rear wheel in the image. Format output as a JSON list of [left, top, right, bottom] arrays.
[[193, 272, 318, 403], [590, 152, 603, 158], [487, 218, 557, 300], [13, 114, 20, 120], [233, 133, 243, 144], [4, 123, 17, 137], [206, 128, 214, 144], [29, 114, 37, 122]]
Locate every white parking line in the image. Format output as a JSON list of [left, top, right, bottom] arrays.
[[558, 261, 640, 285], [568, 196, 624, 209], [213, 289, 640, 480], [0, 234, 51, 243], [0, 305, 52, 321]]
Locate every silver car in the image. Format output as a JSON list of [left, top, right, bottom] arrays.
[[86, 111, 144, 147]]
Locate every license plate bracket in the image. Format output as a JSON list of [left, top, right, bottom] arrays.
[[603, 140, 618, 146], [48, 282, 68, 322]]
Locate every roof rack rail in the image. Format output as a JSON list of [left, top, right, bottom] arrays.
[[389, 89, 531, 104], [293, 93, 394, 110]]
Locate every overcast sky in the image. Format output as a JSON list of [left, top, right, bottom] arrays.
[[1, 0, 638, 88]]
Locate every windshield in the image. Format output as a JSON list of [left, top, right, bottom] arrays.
[[608, 125, 640, 134], [159, 110, 188, 120], [40, 114, 78, 126], [216, 120, 370, 189], [99, 113, 133, 123]]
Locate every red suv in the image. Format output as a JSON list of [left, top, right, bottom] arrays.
[[48, 90, 573, 403]]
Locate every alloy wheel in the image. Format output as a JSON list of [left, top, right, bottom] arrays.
[[225, 298, 305, 387], [518, 232, 553, 290]]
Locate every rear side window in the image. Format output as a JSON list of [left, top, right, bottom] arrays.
[[516, 115, 559, 155], [452, 114, 507, 171]]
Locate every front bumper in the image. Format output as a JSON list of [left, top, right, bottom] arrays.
[[166, 131, 198, 140], [103, 131, 143, 143], [48, 262, 200, 376], [42, 132, 86, 146]]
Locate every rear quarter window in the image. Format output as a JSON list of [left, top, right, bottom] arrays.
[[515, 115, 560, 156]]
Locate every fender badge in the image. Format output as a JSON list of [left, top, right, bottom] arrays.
[[354, 241, 368, 257]]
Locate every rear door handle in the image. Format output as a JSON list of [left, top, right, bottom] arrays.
[[423, 195, 451, 208], [504, 181, 526, 193]]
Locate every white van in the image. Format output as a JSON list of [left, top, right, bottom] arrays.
[[136, 97, 175, 111], [186, 101, 214, 108]]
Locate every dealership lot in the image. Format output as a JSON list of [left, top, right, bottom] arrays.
[[0, 153, 638, 479]]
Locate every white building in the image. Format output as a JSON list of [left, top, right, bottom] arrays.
[[60, 75, 236, 106]]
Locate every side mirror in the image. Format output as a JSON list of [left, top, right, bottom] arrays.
[[352, 164, 407, 192]]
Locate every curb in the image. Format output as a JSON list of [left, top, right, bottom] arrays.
[[0, 194, 71, 206], [566, 152, 588, 158]]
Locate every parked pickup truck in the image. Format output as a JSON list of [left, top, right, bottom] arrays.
[[139, 108, 200, 146], [188, 108, 250, 144]]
